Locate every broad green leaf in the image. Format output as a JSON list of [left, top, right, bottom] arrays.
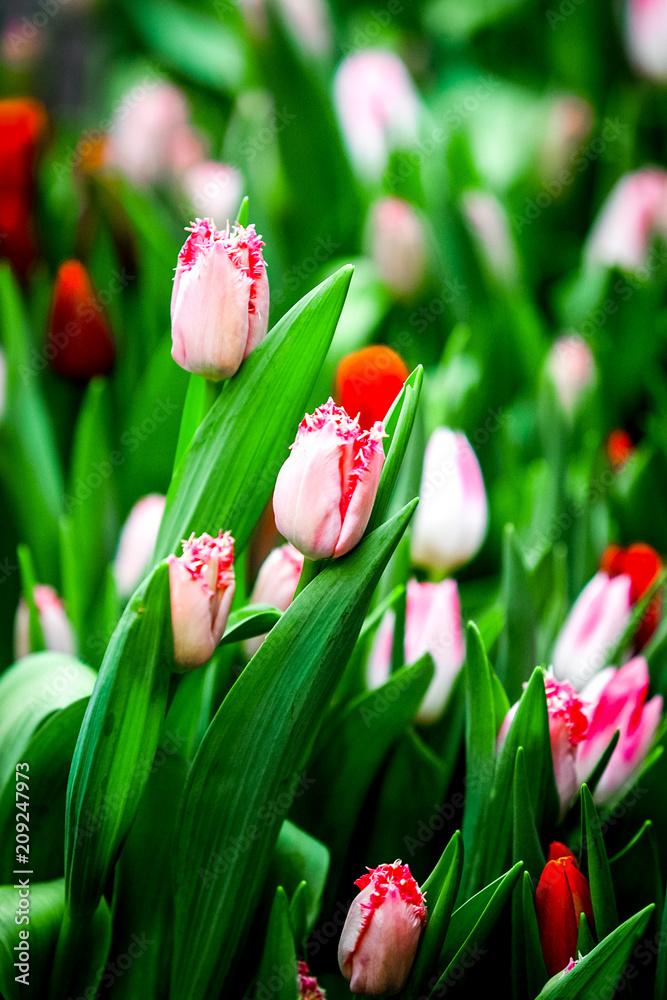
[[172, 375, 219, 474], [513, 748, 546, 882], [16, 544, 45, 654], [155, 266, 354, 562], [267, 821, 330, 935], [577, 912, 596, 957], [0, 653, 95, 792], [288, 882, 309, 949], [535, 905, 654, 999], [170, 501, 417, 1000], [495, 525, 538, 703], [521, 870, 549, 998], [255, 888, 297, 1000], [440, 863, 523, 974], [220, 604, 282, 645], [47, 895, 112, 1000], [0, 879, 65, 1000], [580, 785, 618, 941]]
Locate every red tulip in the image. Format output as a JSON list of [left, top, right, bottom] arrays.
[[535, 843, 594, 978], [0, 98, 47, 278], [334, 346, 409, 430], [600, 543, 663, 649], [47, 261, 115, 381], [606, 429, 634, 471]]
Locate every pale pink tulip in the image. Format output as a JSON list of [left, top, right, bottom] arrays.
[[169, 123, 208, 175], [577, 657, 662, 806], [338, 861, 427, 996], [626, 0, 667, 82], [273, 399, 385, 560], [106, 82, 190, 187], [180, 162, 243, 228], [244, 543, 304, 657], [14, 585, 77, 660], [369, 197, 427, 298], [552, 571, 633, 690], [168, 530, 235, 668], [539, 95, 593, 186], [334, 49, 420, 180], [367, 578, 464, 724], [585, 168, 667, 272], [114, 494, 166, 598], [546, 334, 596, 415], [171, 218, 269, 380], [462, 190, 519, 286], [239, 0, 332, 57], [410, 428, 488, 574]]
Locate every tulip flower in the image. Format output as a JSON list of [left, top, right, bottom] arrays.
[[334, 49, 420, 180], [180, 162, 243, 228], [47, 260, 115, 381], [105, 81, 191, 187], [168, 530, 235, 668], [585, 168, 667, 272], [625, 0, 667, 82], [600, 543, 663, 650], [338, 861, 427, 995], [606, 429, 634, 471], [577, 657, 662, 806], [14, 585, 77, 660], [240, 0, 332, 57], [334, 345, 409, 431], [368, 197, 427, 298], [410, 428, 488, 574], [114, 494, 166, 599], [539, 95, 593, 186], [171, 218, 269, 381], [535, 843, 594, 978], [551, 572, 632, 690], [0, 98, 47, 279], [498, 673, 589, 818], [367, 578, 464, 725], [273, 399, 385, 560], [545, 335, 596, 416], [297, 961, 326, 999], [462, 190, 519, 286], [244, 543, 304, 657]]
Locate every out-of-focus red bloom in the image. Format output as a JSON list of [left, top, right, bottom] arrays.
[[0, 98, 48, 278], [535, 843, 594, 978], [47, 261, 115, 381], [606, 429, 634, 471], [601, 543, 663, 649], [334, 346, 409, 430]]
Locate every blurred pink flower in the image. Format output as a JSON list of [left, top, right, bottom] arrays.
[[106, 81, 190, 187], [585, 168, 667, 271], [368, 578, 464, 724], [239, 0, 332, 57], [180, 162, 243, 228], [171, 218, 269, 380], [539, 95, 593, 185], [546, 334, 596, 415], [334, 49, 420, 180], [273, 399, 385, 559], [244, 543, 304, 657], [168, 531, 235, 668], [14, 585, 77, 660], [462, 190, 519, 285], [114, 494, 166, 599], [369, 197, 427, 298], [626, 0, 667, 81], [169, 123, 208, 175]]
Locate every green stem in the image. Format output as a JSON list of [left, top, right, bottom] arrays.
[[294, 557, 322, 598]]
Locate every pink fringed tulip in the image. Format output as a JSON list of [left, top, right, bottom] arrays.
[[244, 543, 304, 657], [585, 168, 667, 272], [338, 861, 427, 995], [297, 961, 326, 999], [106, 81, 191, 187], [626, 0, 667, 82], [577, 657, 662, 806], [273, 399, 385, 560], [410, 428, 488, 574], [171, 218, 269, 380], [114, 494, 166, 598], [369, 197, 427, 298], [551, 571, 633, 690], [168, 531, 235, 668], [546, 334, 596, 416], [334, 50, 420, 180], [498, 673, 589, 818], [14, 585, 77, 659], [368, 578, 464, 725]]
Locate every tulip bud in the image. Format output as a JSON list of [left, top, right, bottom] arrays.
[[297, 961, 326, 999], [410, 428, 488, 574], [168, 530, 235, 668], [368, 197, 427, 298], [539, 95, 593, 185], [368, 578, 464, 725], [47, 260, 115, 381], [600, 543, 663, 650], [334, 49, 420, 180], [626, 0, 667, 82], [244, 543, 304, 657], [14, 584, 77, 660], [606, 428, 634, 471], [552, 572, 632, 690], [498, 673, 589, 818], [273, 399, 385, 560], [180, 162, 243, 228], [577, 657, 662, 806], [338, 861, 427, 995], [462, 190, 519, 286], [105, 81, 190, 187], [585, 168, 667, 272], [0, 97, 47, 279], [171, 218, 269, 381], [535, 843, 594, 978], [545, 334, 595, 416], [334, 345, 409, 431], [114, 494, 166, 599]]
